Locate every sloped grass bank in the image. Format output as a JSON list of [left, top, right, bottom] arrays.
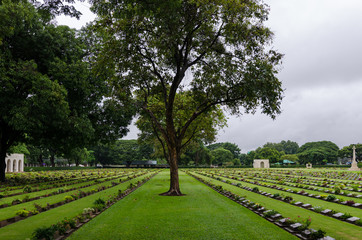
[[69, 170, 296, 240]]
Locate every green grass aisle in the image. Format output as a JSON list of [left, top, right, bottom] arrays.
[[69, 170, 296, 240]]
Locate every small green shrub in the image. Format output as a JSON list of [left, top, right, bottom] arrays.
[[23, 185, 32, 193], [313, 206, 324, 213], [340, 213, 352, 220], [272, 193, 280, 198], [252, 187, 259, 193], [284, 196, 293, 202], [93, 198, 106, 211], [309, 229, 326, 240], [264, 210, 278, 218], [64, 196, 74, 202], [32, 225, 56, 240], [16, 209, 30, 217], [326, 195, 336, 202]]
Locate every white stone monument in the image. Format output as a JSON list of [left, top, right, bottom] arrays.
[[253, 159, 270, 168], [306, 163, 312, 169], [349, 146, 360, 171], [5, 153, 24, 172]]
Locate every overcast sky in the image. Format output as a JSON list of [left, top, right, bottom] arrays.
[[57, 0, 362, 152]]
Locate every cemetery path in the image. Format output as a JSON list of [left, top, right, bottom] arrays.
[[68, 170, 296, 240]]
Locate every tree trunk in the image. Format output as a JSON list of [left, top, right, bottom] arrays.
[[0, 135, 9, 182], [38, 154, 43, 166], [0, 150, 6, 183], [160, 147, 184, 196], [50, 153, 55, 167]]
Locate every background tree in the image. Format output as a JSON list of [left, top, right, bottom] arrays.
[[180, 141, 212, 166], [207, 142, 241, 160], [280, 154, 299, 164], [210, 148, 234, 166], [91, 0, 283, 195], [263, 140, 299, 154], [255, 147, 282, 163], [338, 144, 362, 162], [297, 141, 339, 165]]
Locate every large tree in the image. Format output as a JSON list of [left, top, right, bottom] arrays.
[[338, 144, 362, 162], [91, 0, 283, 195], [263, 140, 299, 154], [255, 146, 282, 163], [297, 141, 339, 165], [0, 0, 135, 181], [207, 142, 241, 160], [0, 0, 70, 181]]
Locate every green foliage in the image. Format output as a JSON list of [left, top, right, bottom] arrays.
[[23, 185, 32, 193], [280, 154, 299, 163], [32, 225, 56, 240], [338, 144, 362, 161], [263, 140, 299, 154], [255, 147, 282, 163], [309, 229, 326, 240], [263, 210, 279, 218], [297, 141, 339, 165], [326, 195, 336, 202], [93, 197, 106, 211], [210, 148, 234, 165], [92, 140, 154, 165], [207, 142, 241, 159], [16, 209, 30, 217], [64, 196, 74, 202]]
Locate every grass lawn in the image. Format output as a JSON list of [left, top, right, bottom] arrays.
[[69, 170, 296, 240], [193, 172, 362, 240], [0, 172, 154, 240]]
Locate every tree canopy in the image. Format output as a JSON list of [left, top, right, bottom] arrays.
[[255, 146, 282, 163], [297, 141, 339, 165], [207, 142, 241, 160], [338, 144, 362, 162], [263, 140, 299, 154], [0, 0, 135, 181]]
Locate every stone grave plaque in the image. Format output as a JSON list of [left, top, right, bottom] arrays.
[[302, 203, 312, 209], [321, 209, 331, 214], [346, 217, 360, 223], [332, 212, 344, 218]]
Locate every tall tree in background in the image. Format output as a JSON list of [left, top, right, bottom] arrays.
[[207, 142, 241, 160], [263, 140, 299, 154], [91, 0, 283, 195], [338, 144, 362, 162], [297, 141, 339, 165]]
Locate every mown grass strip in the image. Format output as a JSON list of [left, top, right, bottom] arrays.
[[202, 171, 362, 219], [192, 171, 362, 240], [69, 170, 296, 240], [0, 171, 134, 206], [0, 171, 147, 221], [0, 171, 155, 240]]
